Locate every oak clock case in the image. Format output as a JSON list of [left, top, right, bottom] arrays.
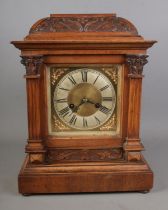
[[11, 13, 156, 194]]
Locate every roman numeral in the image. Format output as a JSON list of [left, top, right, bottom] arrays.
[[99, 105, 110, 115], [81, 70, 88, 82], [83, 117, 88, 127], [69, 114, 77, 125], [59, 106, 70, 117], [93, 75, 100, 84], [102, 97, 112, 101], [99, 85, 109, 92], [55, 98, 67, 103], [94, 116, 101, 125], [59, 87, 70, 91], [68, 75, 77, 85]]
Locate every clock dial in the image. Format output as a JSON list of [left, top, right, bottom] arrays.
[[53, 69, 116, 130]]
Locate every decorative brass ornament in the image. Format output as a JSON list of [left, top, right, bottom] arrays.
[[51, 68, 66, 85], [99, 114, 117, 131], [53, 115, 70, 131], [102, 65, 118, 84]]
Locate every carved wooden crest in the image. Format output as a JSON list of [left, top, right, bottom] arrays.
[[30, 15, 138, 34]]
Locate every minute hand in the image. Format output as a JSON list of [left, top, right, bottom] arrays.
[[86, 99, 96, 105]]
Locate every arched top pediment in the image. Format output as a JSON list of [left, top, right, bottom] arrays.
[[29, 14, 138, 35]]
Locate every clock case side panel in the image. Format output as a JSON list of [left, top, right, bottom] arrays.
[[40, 55, 128, 163]]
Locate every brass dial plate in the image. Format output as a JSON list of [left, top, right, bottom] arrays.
[[47, 65, 122, 136], [68, 83, 102, 117]]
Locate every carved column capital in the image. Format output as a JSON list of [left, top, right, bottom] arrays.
[[126, 54, 148, 78], [20, 55, 43, 76]]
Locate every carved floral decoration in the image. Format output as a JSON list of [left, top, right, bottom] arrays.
[[126, 55, 148, 78], [21, 55, 43, 75], [47, 148, 123, 162], [30, 16, 138, 34]]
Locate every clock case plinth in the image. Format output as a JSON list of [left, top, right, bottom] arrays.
[[11, 13, 156, 194]]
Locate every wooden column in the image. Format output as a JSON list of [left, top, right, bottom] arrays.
[[21, 55, 46, 163], [124, 54, 148, 161]]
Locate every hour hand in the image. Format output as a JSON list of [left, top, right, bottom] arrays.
[[69, 100, 84, 113], [86, 99, 110, 114], [87, 99, 100, 108]]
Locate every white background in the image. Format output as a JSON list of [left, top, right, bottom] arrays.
[[0, 0, 168, 210]]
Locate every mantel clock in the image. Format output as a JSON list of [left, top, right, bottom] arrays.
[[11, 13, 156, 194]]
